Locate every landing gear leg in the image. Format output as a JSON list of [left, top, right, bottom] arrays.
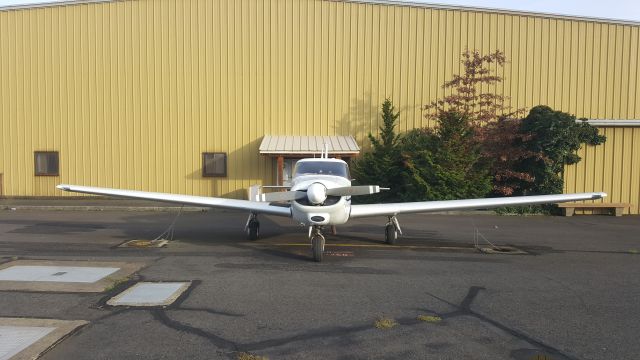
[[310, 226, 325, 262], [385, 216, 402, 245], [245, 213, 260, 241]]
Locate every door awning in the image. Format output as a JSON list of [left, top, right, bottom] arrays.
[[259, 136, 360, 156]]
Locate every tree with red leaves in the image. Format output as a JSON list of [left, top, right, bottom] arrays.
[[422, 49, 533, 196], [424, 49, 522, 124], [478, 118, 538, 196]]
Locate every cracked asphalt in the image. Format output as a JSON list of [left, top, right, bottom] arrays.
[[0, 209, 638, 359]]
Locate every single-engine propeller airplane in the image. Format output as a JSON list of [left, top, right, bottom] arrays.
[[57, 147, 606, 262]]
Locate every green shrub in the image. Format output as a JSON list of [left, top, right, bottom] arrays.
[[518, 105, 606, 196], [400, 111, 492, 201]]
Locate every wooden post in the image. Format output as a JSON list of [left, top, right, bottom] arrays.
[[277, 156, 284, 186]]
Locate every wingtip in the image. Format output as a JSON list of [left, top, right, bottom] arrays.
[[596, 192, 607, 198], [56, 184, 69, 191]]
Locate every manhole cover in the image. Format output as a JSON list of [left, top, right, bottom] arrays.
[[0, 266, 119, 283], [107, 282, 190, 307]]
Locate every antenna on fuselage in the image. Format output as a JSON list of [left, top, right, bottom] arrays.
[[322, 143, 329, 159]]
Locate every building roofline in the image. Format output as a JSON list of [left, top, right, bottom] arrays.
[[0, 0, 112, 12], [1, 0, 639, 27], [342, 0, 640, 26]]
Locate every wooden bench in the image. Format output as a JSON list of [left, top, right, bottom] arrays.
[[557, 203, 630, 216]]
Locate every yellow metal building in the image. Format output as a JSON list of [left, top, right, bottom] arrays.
[[0, 0, 639, 213]]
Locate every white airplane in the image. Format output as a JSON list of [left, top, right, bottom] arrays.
[[57, 149, 606, 262]]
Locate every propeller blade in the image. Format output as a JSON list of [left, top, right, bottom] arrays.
[[256, 190, 306, 202], [326, 185, 385, 197]]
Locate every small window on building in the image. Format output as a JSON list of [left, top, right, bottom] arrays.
[[202, 152, 227, 177], [34, 151, 59, 176]]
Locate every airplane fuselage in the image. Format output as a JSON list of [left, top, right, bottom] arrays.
[[286, 158, 353, 226]]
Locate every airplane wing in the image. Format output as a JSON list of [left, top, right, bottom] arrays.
[[349, 192, 606, 218], [56, 184, 292, 217]]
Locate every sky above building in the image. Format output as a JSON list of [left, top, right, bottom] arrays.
[[0, 0, 638, 22]]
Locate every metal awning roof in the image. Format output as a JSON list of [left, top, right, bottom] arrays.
[[259, 136, 360, 156]]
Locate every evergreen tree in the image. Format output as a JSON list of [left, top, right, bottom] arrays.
[[369, 99, 400, 152], [351, 99, 404, 202]]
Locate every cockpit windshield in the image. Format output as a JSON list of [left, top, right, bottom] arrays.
[[294, 161, 350, 178]]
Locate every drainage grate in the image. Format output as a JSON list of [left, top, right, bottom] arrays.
[[0, 266, 119, 283], [107, 282, 190, 307], [0, 326, 55, 360]]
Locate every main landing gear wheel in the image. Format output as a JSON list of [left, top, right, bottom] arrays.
[[247, 220, 260, 240], [246, 214, 260, 241], [385, 224, 398, 245]]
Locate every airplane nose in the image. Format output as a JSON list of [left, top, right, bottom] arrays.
[[306, 183, 327, 205]]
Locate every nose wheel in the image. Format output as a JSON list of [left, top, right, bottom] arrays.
[[310, 226, 325, 262]]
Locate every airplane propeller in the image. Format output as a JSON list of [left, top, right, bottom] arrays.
[[255, 184, 387, 204]]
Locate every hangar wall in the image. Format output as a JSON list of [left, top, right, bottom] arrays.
[[0, 0, 639, 212]]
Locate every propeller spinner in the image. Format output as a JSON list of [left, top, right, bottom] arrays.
[[306, 183, 327, 205]]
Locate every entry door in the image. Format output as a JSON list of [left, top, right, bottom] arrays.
[[282, 159, 299, 186]]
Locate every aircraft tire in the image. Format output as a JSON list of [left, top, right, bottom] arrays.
[[247, 220, 260, 241], [312, 234, 324, 262], [385, 224, 397, 245]]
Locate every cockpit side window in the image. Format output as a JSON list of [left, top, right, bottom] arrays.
[[293, 161, 350, 178]]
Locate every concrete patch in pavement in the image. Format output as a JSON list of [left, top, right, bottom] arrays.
[[0, 260, 145, 292], [107, 281, 191, 307], [0, 317, 87, 360]]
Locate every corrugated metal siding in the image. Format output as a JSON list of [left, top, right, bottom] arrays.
[[0, 0, 639, 212], [564, 127, 640, 214]]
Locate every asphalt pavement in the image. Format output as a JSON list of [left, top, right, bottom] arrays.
[[0, 209, 638, 360]]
